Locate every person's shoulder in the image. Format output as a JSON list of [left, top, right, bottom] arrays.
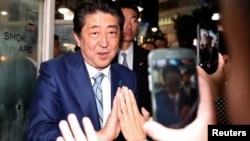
[[136, 45, 150, 54], [44, 52, 71, 62], [112, 62, 134, 73], [112, 63, 136, 76], [133, 42, 150, 54], [42, 51, 81, 68], [156, 90, 167, 96]]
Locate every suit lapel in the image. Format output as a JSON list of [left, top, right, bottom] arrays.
[[110, 65, 123, 106], [133, 42, 147, 71], [65, 52, 100, 129], [133, 43, 139, 70]]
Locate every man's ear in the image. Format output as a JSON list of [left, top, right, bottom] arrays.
[[73, 33, 81, 47]]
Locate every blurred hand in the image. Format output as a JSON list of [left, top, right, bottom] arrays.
[[57, 114, 98, 141], [143, 76, 216, 141], [197, 53, 225, 100], [117, 86, 148, 141], [57, 95, 120, 141]]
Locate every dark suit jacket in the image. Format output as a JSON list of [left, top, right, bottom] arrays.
[[112, 41, 151, 114], [27, 51, 138, 141], [182, 86, 198, 106], [154, 89, 190, 127], [200, 47, 218, 74]]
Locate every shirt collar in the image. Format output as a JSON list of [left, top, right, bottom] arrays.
[[169, 93, 180, 100], [118, 43, 133, 55], [84, 61, 110, 79]]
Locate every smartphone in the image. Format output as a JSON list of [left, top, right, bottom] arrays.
[[197, 23, 219, 74], [148, 48, 199, 128]]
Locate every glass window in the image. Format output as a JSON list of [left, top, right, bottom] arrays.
[[0, 0, 45, 140]]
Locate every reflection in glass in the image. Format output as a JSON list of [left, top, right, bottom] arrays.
[[152, 58, 198, 128]]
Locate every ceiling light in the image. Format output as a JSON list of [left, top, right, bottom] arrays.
[[151, 27, 158, 32], [58, 7, 70, 15], [64, 11, 74, 20], [137, 6, 143, 12], [211, 13, 220, 21], [0, 11, 8, 16]]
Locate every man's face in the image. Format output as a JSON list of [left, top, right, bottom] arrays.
[[121, 8, 138, 42], [164, 71, 182, 93], [74, 11, 120, 70]]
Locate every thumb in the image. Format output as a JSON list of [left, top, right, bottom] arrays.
[[144, 120, 182, 141]]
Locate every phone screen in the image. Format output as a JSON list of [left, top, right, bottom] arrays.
[[149, 51, 198, 128], [197, 24, 219, 74]]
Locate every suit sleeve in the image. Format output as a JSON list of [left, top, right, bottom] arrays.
[[27, 62, 61, 141]]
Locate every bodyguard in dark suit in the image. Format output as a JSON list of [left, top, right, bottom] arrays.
[[27, 1, 138, 140], [112, 41, 150, 113], [112, 1, 151, 114]]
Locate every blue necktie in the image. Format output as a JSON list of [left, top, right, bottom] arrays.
[[92, 72, 104, 127], [122, 52, 128, 68]]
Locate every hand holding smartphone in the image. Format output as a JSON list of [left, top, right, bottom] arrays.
[[197, 23, 219, 74], [148, 48, 199, 128]]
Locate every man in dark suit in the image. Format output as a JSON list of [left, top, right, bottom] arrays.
[[112, 2, 151, 114], [155, 65, 191, 128], [200, 35, 218, 74], [27, 1, 138, 140]]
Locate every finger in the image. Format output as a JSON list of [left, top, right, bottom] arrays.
[[113, 95, 118, 113], [110, 94, 121, 138], [58, 120, 74, 141], [83, 117, 98, 141], [116, 89, 124, 121], [141, 107, 150, 121], [122, 87, 134, 118], [119, 87, 129, 120], [110, 94, 119, 124], [112, 88, 120, 116], [56, 136, 65, 141], [106, 93, 119, 126], [217, 53, 225, 69], [68, 114, 87, 141], [128, 89, 139, 112], [117, 92, 126, 132], [197, 66, 208, 80], [101, 94, 121, 140], [128, 89, 140, 119]]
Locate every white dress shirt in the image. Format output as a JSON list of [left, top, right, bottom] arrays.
[[118, 44, 134, 70], [85, 61, 111, 126]]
